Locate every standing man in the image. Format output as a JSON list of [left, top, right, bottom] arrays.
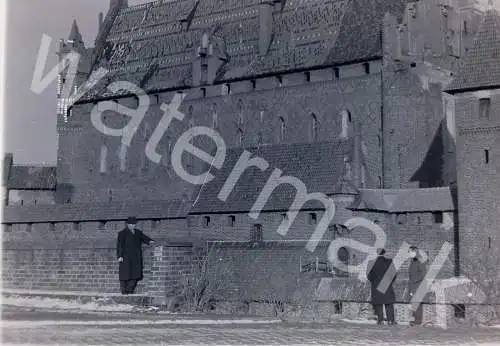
[[408, 246, 427, 326], [117, 216, 155, 295], [367, 248, 398, 325]]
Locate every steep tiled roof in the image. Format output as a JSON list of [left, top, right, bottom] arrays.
[[445, 9, 500, 93], [6, 166, 56, 190], [348, 187, 455, 212], [2, 200, 189, 224], [80, 0, 408, 101], [190, 140, 350, 214]]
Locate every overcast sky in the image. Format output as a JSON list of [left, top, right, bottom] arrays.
[[4, 0, 149, 165], [2, 0, 492, 165]]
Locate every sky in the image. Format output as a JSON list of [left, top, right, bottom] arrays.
[[1, 0, 493, 165], [3, 0, 149, 165]]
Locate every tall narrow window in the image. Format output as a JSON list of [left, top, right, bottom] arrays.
[[433, 212, 443, 224], [100, 145, 108, 173], [212, 103, 218, 128], [201, 87, 207, 98], [279, 117, 286, 142], [237, 128, 244, 146], [222, 84, 231, 95], [228, 215, 236, 227], [119, 144, 127, 172], [311, 113, 319, 141], [276, 75, 283, 87], [479, 98, 490, 119], [463, 20, 468, 34], [251, 224, 263, 242], [237, 99, 244, 125], [485, 149, 490, 164], [363, 62, 370, 74], [308, 213, 318, 225], [203, 216, 211, 227], [340, 110, 352, 139], [333, 67, 340, 79], [251, 79, 257, 90], [305, 71, 311, 82], [488, 236, 492, 249]]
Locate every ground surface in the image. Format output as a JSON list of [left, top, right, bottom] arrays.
[[2, 306, 500, 345]]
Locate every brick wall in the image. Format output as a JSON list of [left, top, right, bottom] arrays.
[[58, 65, 383, 204], [7, 190, 55, 206], [2, 219, 194, 297], [453, 89, 500, 299]]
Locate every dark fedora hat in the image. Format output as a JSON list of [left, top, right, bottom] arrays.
[[126, 216, 137, 224]]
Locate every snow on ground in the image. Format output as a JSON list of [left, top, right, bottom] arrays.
[[2, 295, 137, 312], [0, 318, 282, 328], [1, 289, 135, 297]]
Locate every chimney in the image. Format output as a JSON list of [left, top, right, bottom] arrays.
[[259, 0, 274, 56]]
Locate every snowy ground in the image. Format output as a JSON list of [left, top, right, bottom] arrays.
[[2, 307, 500, 345]]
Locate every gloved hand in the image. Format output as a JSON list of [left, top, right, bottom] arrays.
[[118, 257, 124, 262]]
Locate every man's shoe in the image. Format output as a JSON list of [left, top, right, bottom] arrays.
[[388, 321, 397, 325], [377, 321, 384, 325], [409, 321, 421, 327]]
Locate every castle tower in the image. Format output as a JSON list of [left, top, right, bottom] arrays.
[[57, 20, 87, 120], [444, 8, 500, 286]]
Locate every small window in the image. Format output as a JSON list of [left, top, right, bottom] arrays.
[[453, 304, 466, 318], [308, 213, 318, 225], [311, 113, 319, 141], [222, 83, 231, 95], [73, 222, 80, 231], [485, 149, 490, 164], [151, 219, 160, 230], [100, 145, 108, 174], [228, 215, 236, 227], [154, 94, 160, 104], [338, 247, 349, 264], [26, 223, 33, 233], [237, 128, 244, 146], [397, 213, 407, 225], [50, 223, 56, 232], [251, 224, 263, 242], [20, 200, 24, 206], [479, 98, 490, 119], [363, 62, 370, 74], [201, 88, 207, 98], [98, 221, 107, 230], [66, 107, 73, 119], [377, 176, 382, 188], [251, 79, 256, 90], [433, 212, 443, 224], [305, 72, 311, 82], [281, 213, 288, 221], [333, 301, 343, 314], [333, 67, 340, 79], [279, 117, 286, 142], [488, 236, 492, 249], [33, 199, 37, 205], [417, 216, 422, 225], [463, 20, 468, 34], [203, 216, 211, 227], [276, 75, 283, 87]]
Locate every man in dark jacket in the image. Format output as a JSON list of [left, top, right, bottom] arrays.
[[367, 248, 398, 325], [117, 216, 155, 294], [408, 246, 427, 326]]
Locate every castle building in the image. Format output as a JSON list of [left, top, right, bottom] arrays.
[[2, 0, 495, 321]]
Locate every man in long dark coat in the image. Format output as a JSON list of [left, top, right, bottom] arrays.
[[367, 248, 398, 325], [408, 246, 428, 326], [117, 216, 154, 294]]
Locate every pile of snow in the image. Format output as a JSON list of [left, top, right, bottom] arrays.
[[3, 295, 136, 312]]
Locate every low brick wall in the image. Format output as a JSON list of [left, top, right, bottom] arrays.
[[2, 239, 194, 298]]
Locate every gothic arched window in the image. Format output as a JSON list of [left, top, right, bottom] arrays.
[[311, 113, 319, 141], [237, 128, 244, 146], [279, 116, 286, 142], [212, 103, 218, 128]]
